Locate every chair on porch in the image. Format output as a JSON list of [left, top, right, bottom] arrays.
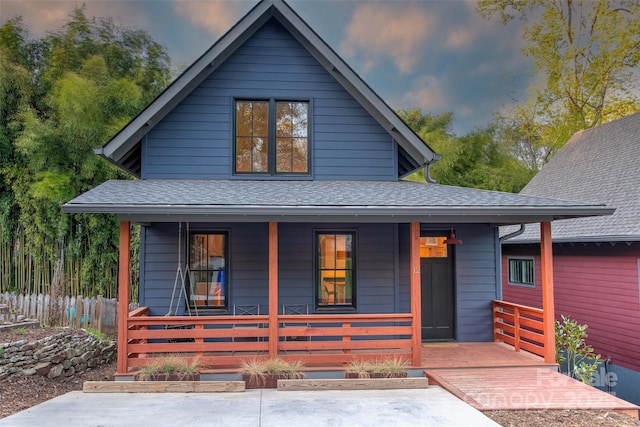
[[232, 304, 261, 349], [281, 304, 310, 351]]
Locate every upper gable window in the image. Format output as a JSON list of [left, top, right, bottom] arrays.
[[235, 99, 309, 175]]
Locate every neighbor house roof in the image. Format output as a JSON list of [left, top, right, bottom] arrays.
[[503, 111, 640, 243], [62, 179, 613, 225], [96, 0, 436, 177]]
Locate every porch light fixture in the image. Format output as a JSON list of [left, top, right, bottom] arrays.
[[443, 225, 462, 245]]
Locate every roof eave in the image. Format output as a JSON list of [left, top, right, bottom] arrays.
[[504, 234, 640, 245], [99, 0, 436, 171], [61, 203, 614, 226], [100, 1, 274, 166], [271, 3, 435, 164]]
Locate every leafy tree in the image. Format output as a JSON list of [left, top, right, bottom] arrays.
[[397, 109, 457, 182], [398, 109, 532, 192], [0, 7, 170, 299], [478, 0, 640, 169], [437, 127, 533, 193]]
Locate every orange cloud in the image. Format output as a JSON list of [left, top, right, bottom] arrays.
[[400, 75, 449, 111], [340, 2, 435, 74], [173, 0, 246, 36], [445, 27, 475, 49]]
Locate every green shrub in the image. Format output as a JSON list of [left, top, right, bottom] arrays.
[[555, 314, 602, 384]]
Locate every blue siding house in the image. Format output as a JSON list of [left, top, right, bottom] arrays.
[[63, 0, 611, 375]]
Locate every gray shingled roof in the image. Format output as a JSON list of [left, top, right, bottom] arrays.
[[63, 179, 612, 225], [504, 112, 640, 243]]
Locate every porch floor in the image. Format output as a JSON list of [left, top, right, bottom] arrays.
[[195, 342, 553, 374], [420, 342, 555, 369]]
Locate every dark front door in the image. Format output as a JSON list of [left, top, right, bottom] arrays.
[[421, 257, 454, 341]]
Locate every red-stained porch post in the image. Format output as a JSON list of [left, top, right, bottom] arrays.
[[540, 221, 556, 364], [410, 222, 422, 366], [117, 221, 131, 375], [268, 222, 279, 358]]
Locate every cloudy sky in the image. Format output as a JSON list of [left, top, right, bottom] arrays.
[[1, 0, 532, 135]]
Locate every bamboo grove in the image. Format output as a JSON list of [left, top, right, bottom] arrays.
[[0, 8, 170, 298]]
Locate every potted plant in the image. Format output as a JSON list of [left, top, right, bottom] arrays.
[[345, 356, 409, 379], [136, 355, 201, 381], [240, 357, 304, 389]]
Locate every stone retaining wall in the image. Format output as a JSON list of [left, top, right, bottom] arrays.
[[0, 330, 115, 381]]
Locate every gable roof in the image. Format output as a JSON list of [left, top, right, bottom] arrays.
[[504, 111, 640, 243], [96, 0, 436, 177], [62, 179, 613, 225]]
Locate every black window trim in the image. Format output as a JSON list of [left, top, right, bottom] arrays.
[[233, 98, 311, 176], [314, 229, 357, 312], [187, 229, 231, 312], [507, 257, 535, 288]]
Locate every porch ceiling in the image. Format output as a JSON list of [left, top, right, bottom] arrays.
[[62, 179, 614, 226]]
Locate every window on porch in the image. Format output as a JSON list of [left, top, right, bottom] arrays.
[[188, 232, 228, 308], [419, 236, 448, 258], [316, 232, 355, 309]]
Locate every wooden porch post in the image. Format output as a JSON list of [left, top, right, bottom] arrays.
[[117, 221, 131, 375], [268, 222, 279, 358], [540, 221, 556, 364], [410, 222, 421, 366]]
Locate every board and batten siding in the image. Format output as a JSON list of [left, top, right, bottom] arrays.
[[142, 19, 397, 181], [502, 245, 640, 372], [141, 222, 398, 316]]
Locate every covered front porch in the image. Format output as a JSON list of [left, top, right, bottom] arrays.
[[115, 220, 558, 375]]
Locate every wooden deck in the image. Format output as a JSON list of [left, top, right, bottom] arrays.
[[420, 342, 554, 369], [421, 343, 638, 418]]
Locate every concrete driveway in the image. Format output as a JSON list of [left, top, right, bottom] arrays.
[[0, 387, 499, 426]]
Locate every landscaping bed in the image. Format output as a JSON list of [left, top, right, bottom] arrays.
[[2, 328, 639, 426], [0, 327, 115, 418]]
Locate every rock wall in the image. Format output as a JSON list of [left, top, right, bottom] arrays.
[[0, 330, 115, 380]]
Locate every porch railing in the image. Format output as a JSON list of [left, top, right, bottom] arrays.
[[125, 308, 412, 370], [493, 300, 545, 358]]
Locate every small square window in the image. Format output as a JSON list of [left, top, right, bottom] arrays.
[[508, 258, 535, 287]]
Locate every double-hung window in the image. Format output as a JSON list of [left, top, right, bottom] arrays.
[[189, 232, 228, 309], [316, 232, 355, 309], [508, 258, 535, 287], [235, 99, 309, 175]]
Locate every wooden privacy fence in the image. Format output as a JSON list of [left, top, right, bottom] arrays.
[[493, 300, 545, 358], [0, 292, 137, 334]]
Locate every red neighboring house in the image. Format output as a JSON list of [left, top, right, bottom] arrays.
[[502, 111, 640, 404]]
